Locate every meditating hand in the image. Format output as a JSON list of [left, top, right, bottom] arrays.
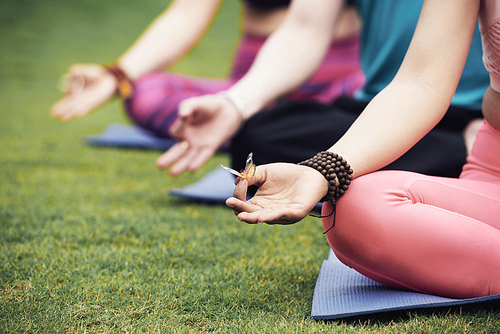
[[225, 163, 329, 225], [51, 64, 117, 122], [156, 93, 244, 176]]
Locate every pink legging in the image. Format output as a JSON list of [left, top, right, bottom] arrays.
[[124, 33, 364, 138], [323, 120, 500, 298]]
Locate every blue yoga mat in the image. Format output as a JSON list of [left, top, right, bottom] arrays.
[[310, 249, 500, 320], [84, 123, 321, 207], [169, 168, 245, 203], [84, 123, 177, 151], [170, 168, 323, 210]]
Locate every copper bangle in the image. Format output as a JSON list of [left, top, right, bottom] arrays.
[[104, 64, 133, 100]]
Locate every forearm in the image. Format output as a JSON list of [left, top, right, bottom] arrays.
[[329, 79, 450, 178], [228, 0, 343, 118], [118, 0, 223, 80], [327, 0, 480, 178]]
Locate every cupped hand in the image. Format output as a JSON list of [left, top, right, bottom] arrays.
[[156, 93, 243, 176], [225, 163, 329, 225], [51, 64, 116, 121]]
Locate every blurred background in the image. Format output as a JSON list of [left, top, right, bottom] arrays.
[[0, 0, 240, 143], [0, 1, 332, 331], [2, 1, 499, 332]]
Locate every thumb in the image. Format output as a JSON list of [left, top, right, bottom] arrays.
[[232, 178, 248, 201], [177, 97, 202, 120], [169, 118, 184, 139]]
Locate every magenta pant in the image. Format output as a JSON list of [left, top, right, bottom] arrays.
[[323, 120, 500, 298], [124, 34, 364, 138]]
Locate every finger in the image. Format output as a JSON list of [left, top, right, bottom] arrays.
[[177, 98, 199, 119], [67, 64, 88, 74], [51, 94, 92, 121], [68, 63, 103, 77], [178, 96, 217, 124], [235, 210, 269, 224], [237, 208, 297, 225], [51, 98, 79, 121], [169, 147, 199, 176], [62, 73, 85, 95], [225, 196, 259, 215], [241, 165, 266, 188], [57, 73, 70, 93], [156, 142, 187, 170], [227, 196, 301, 224], [169, 103, 197, 139], [229, 207, 242, 217], [169, 119, 183, 139], [232, 178, 248, 201], [254, 209, 294, 224], [50, 99, 67, 119], [158, 141, 201, 176], [227, 201, 262, 224], [186, 147, 216, 173]]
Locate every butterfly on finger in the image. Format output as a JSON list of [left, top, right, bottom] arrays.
[[220, 152, 256, 178]]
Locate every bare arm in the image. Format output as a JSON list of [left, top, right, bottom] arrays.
[[227, 0, 483, 224], [229, 0, 344, 118], [51, 0, 223, 121], [329, 0, 480, 178], [119, 0, 224, 80], [156, 0, 345, 175]]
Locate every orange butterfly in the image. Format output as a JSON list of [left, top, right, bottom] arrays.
[[220, 152, 256, 178]]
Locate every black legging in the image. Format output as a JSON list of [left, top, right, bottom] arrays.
[[230, 96, 482, 178]]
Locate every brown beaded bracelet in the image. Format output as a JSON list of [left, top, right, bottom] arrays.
[[298, 151, 353, 204]]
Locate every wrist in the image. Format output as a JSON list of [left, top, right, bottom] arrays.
[[104, 63, 134, 100], [227, 84, 270, 119], [218, 90, 246, 123], [298, 151, 353, 204]]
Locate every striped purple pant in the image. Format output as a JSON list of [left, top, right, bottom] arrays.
[[124, 33, 364, 138]]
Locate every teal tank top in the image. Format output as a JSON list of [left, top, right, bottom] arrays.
[[354, 0, 489, 111]]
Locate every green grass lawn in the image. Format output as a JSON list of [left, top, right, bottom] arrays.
[[1, 0, 499, 332]]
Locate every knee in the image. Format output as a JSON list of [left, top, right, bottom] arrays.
[[323, 172, 409, 262]]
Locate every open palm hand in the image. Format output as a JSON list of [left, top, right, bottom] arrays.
[[226, 163, 329, 225]]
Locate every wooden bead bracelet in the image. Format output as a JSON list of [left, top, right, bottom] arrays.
[[298, 151, 353, 204]]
